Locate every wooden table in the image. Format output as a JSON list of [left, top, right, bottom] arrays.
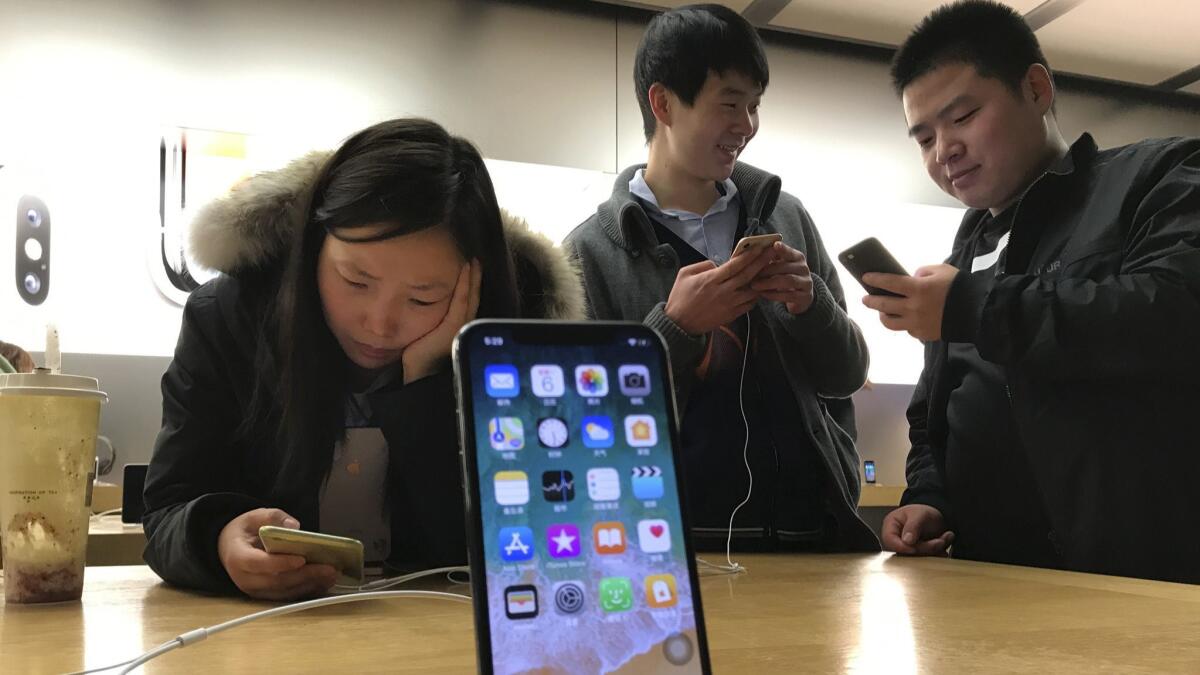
[[0, 518, 146, 570], [2, 554, 1197, 673], [86, 517, 147, 566], [4, 487, 904, 569], [857, 484, 904, 508]]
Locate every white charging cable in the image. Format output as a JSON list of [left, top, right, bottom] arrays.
[[696, 318, 753, 576], [66, 576, 471, 674], [331, 565, 469, 593]]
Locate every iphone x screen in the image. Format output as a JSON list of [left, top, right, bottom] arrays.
[[456, 321, 708, 674]]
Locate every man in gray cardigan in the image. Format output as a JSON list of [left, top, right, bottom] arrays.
[[564, 4, 878, 554]]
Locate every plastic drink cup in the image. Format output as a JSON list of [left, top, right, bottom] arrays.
[[0, 370, 107, 604]]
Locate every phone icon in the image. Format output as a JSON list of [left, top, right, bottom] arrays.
[[498, 526, 534, 562], [581, 416, 614, 448], [645, 574, 678, 608], [631, 466, 664, 500], [485, 365, 520, 398], [618, 364, 651, 397], [494, 471, 529, 506], [575, 364, 609, 397], [599, 577, 633, 613], [505, 585, 539, 619], [637, 519, 671, 553], [624, 415, 657, 447], [488, 417, 524, 451], [592, 521, 627, 554], [587, 467, 621, 501], [530, 364, 565, 398]]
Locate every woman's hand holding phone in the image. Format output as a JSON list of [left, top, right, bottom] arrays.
[[217, 508, 338, 600], [402, 258, 482, 384]]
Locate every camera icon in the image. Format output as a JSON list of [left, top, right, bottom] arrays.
[[618, 365, 651, 397]]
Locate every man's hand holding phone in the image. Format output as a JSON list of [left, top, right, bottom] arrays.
[[861, 264, 958, 342], [217, 508, 338, 600], [750, 241, 815, 315], [665, 243, 772, 336]]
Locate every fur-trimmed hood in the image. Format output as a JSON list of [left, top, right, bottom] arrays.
[[189, 151, 585, 321]]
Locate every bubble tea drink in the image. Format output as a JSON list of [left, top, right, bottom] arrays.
[[0, 370, 107, 603]]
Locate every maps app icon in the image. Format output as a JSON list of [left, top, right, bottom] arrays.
[[488, 417, 524, 451]]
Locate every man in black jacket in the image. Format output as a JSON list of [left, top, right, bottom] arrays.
[[863, 0, 1200, 584]]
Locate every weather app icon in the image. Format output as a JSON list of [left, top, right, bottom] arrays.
[[581, 416, 614, 448]]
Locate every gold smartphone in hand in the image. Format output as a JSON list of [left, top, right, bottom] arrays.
[[730, 233, 782, 260], [258, 526, 365, 585]]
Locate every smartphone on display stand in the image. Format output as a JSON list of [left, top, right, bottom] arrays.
[[453, 320, 711, 674], [838, 237, 909, 297], [864, 460, 876, 485]]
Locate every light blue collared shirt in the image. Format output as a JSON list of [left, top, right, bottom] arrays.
[[629, 169, 741, 264]]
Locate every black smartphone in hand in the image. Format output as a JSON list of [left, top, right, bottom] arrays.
[[837, 237, 909, 297]]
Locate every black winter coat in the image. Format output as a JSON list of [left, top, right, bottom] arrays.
[[903, 134, 1200, 584]]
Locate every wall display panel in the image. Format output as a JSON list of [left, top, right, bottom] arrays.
[[0, 149, 615, 358]]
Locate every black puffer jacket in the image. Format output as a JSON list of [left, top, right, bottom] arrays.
[[143, 152, 586, 593], [903, 134, 1200, 584]]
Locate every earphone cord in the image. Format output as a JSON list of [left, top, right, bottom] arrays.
[[697, 316, 752, 576]]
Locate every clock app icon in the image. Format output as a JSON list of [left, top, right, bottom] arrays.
[[538, 417, 569, 449]]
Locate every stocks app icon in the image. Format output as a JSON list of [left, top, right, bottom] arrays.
[[541, 470, 575, 502]]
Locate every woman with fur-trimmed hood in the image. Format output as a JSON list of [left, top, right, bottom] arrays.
[[143, 119, 585, 599]]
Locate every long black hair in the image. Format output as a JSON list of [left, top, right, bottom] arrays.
[[252, 118, 521, 503]]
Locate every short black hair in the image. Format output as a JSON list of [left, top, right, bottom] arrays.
[[634, 4, 769, 142], [890, 0, 1049, 96]]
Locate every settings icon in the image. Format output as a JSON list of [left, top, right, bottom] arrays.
[[554, 581, 585, 615]]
